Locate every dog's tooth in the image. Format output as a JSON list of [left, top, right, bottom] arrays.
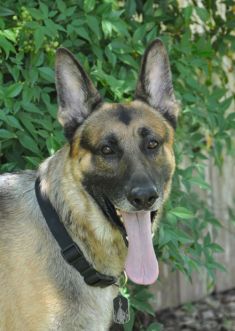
[[116, 209, 121, 217]]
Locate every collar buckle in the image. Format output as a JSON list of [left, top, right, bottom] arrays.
[[84, 271, 117, 288], [61, 243, 89, 273], [61, 243, 117, 287]]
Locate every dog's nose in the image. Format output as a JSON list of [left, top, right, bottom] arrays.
[[128, 186, 158, 210]]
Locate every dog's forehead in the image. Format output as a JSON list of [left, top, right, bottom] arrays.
[[90, 101, 168, 135]]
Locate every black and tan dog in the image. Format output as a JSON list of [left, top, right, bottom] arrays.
[[0, 39, 179, 330]]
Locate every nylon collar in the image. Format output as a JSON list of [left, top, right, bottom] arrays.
[[35, 177, 117, 288]]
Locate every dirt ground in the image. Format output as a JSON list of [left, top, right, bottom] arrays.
[[111, 288, 235, 331]]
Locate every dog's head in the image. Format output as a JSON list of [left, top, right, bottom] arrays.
[[55, 40, 179, 284]]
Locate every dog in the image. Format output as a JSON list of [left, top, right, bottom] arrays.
[[0, 39, 179, 330]]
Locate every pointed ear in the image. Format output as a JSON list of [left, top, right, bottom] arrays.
[[135, 39, 179, 129], [55, 48, 102, 140]]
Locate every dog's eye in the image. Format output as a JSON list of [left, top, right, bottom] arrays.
[[101, 146, 114, 155], [147, 140, 159, 149]]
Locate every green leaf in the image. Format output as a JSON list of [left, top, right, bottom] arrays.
[[6, 83, 23, 98], [28, 8, 44, 20], [226, 112, 235, 123], [109, 40, 132, 54], [24, 156, 42, 167], [0, 6, 14, 16], [22, 102, 42, 114], [125, 0, 136, 17], [133, 25, 146, 42], [207, 243, 224, 253], [65, 6, 76, 17], [219, 96, 233, 113], [39, 1, 49, 17], [143, 0, 154, 16], [1, 29, 17, 42], [133, 288, 154, 302], [83, 0, 95, 13], [17, 132, 40, 154], [120, 54, 138, 69], [206, 217, 222, 228], [102, 20, 113, 38], [39, 67, 55, 83], [5, 116, 23, 130], [56, 0, 66, 12], [105, 47, 117, 67], [183, 6, 193, 24], [131, 298, 155, 316], [111, 19, 129, 37], [189, 177, 211, 190], [0, 35, 15, 57], [18, 113, 37, 137], [34, 28, 45, 51], [166, 227, 194, 244], [0, 129, 16, 139], [170, 207, 193, 220], [207, 261, 227, 272], [44, 18, 65, 37], [146, 26, 158, 43], [46, 136, 57, 155], [77, 27, 91, 42], [146, 322, 163, 331], [195, 7, 209, 22], [86, 15, 101, 39]]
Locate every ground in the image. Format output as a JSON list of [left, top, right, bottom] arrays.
[[111, 288, 235, 331]]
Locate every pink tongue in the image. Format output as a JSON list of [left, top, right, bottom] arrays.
[[121, 211, 159, 285]]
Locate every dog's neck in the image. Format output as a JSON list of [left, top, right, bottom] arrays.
[[38, 145, 127, 278]]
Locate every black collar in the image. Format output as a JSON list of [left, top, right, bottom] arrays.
[[35, 177, 117, 288]]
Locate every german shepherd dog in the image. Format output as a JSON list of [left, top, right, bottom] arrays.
[[0, 39, 179, 330]]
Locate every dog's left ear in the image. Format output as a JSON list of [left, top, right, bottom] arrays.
[[135, 39, 179, 129], [55, 48, 102, 140]]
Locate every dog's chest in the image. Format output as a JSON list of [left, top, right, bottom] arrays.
[[50, 284, 118, 331]]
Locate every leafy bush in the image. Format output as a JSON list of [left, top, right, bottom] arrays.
[[0, 1, 234, 329]]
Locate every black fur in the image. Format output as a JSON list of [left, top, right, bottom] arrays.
[[116, 106, 132, 125], [160, 108, 177, 130], [138, 127, 151, 137]]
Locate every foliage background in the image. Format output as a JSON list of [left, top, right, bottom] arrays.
[[0, 0, 234, 330]]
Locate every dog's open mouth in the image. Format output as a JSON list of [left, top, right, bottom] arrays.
[[103, 197, 159, 285], [116, 208, 157, 225], [86, 188, 159, 285], [103, 196, 157, 237]]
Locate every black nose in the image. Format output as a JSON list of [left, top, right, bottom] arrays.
[[128, 186, 159, 210]]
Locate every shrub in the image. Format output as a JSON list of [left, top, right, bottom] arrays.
[[0, 1, 234, 329]]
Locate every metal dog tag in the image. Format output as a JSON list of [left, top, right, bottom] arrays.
[[113, 293, 130, 324]]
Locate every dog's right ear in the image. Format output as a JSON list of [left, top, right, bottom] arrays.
[[55, 48, 102, 140], [135, 39, 179, 129]]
